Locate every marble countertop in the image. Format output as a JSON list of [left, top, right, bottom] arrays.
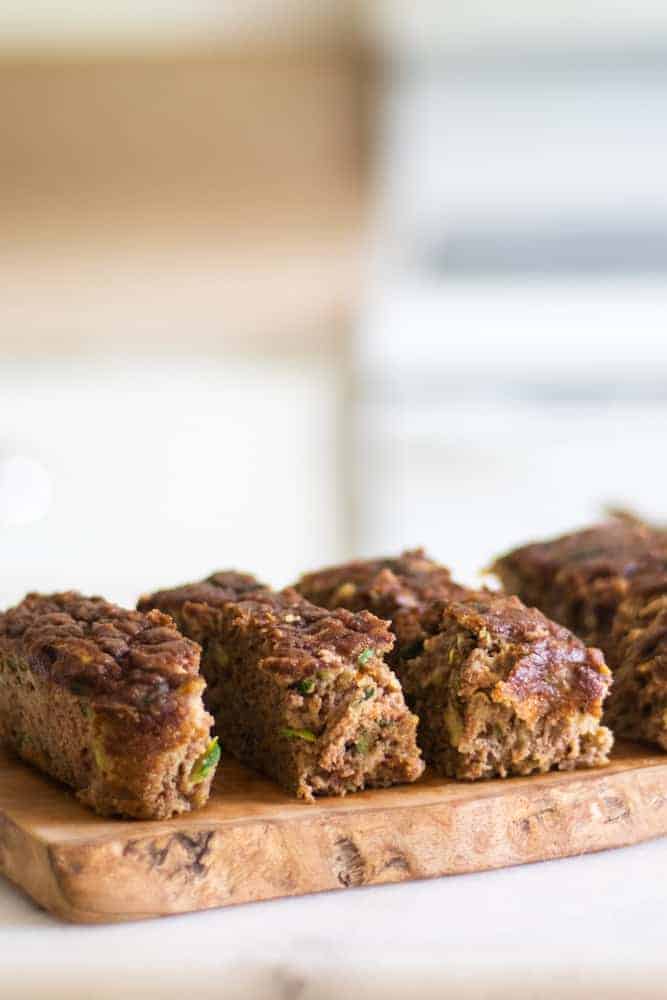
[[2, 836, 667, 999]]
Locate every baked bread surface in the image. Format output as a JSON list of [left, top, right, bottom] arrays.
[[144, 584, 424, 800], [0, 592, 216, 819], [399, 593, 613, 780]]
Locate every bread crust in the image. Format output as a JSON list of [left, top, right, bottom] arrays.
[[606, 571, 667, 748], [491, 521, 667, 655], [138, 570, 268, 618], [143, 584, 424, 800], [400, 593, 613, 780], [294, 549, 470, 660], [0, 592, 216, 818]]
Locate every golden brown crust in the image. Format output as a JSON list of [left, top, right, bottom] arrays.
[[185, 588, 395, 680], [153, 589, 424, 800], [400, 593, 612, 780], [295, 549, 460, 614], [0, 592, 216, 818], [294, 549, 471, 657], [0, 591, 201, 724], [418, 594, 610, 717], [138, 571, 268, 620], [606, 571, 667, 748], [491, 520, 667, 652]]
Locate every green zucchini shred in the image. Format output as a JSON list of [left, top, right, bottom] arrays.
[[190, 737, 221, 784], [280, 726, 317, 743]]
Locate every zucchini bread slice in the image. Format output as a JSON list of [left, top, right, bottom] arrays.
[[490, 520, 667, 656], [141, 585, 424, 800], [0, 592, 217, 819], [605, 570, 667, 749], [294, 549, 471, 663], [398, 593, 613, 780]]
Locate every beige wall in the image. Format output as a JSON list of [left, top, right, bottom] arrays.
[[0, 2, 355, 50], [0, 45, 372, 356]]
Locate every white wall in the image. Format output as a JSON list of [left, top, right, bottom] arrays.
[[363, 1, 667, 53], [356, 14, 667, 582], [0, 356, 345, 608], [357, 373, 667, 586]]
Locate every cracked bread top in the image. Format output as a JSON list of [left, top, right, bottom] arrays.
[[179, 588, 395, 681], [491, 521, 667, 649], [0, 591, 202, 716], [412, 593, 611, 717], [295, 548, 468, 620], [493, 521, 667, 596], [295, 549, 471, 662], [138, 570, 268, 620]]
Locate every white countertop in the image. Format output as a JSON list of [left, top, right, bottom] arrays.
[[2, 836, 667, 999]]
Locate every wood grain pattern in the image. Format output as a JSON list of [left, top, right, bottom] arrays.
[[1, 743, 666, 924]]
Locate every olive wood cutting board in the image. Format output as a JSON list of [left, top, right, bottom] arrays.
[[1, 741, 666, 924]]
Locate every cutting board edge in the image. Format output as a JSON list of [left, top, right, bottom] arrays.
[[2, 751, 665, 923]]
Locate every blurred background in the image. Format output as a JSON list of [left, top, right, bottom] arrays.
[[2, 1, 667, 607]]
